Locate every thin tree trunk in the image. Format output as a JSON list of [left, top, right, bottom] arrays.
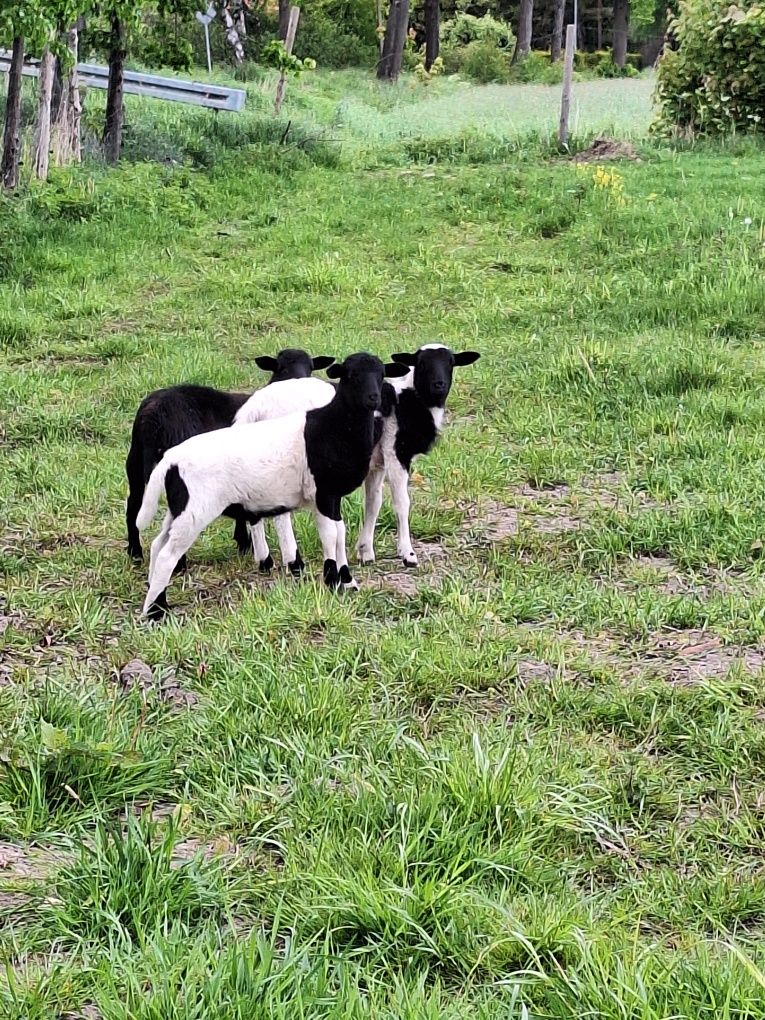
[[1, 36, 25, 190], [237, 4, 246, 37], [32, 46, 56, 180], [424, 0, 439, 70], [377, 0, 410, 81], [52, 23, 82, 167], [512, 0, 533, 63], [51, 56, 63, 123], [279, 0, 290, 39], [221, 3, 245, 63], [596, 0, 603, 49], [103, 15, 126, 164], [613, 0, 629, 67], [551, 0, 565, 60]]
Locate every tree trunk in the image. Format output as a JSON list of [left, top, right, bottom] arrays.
[[377, 0, 410, 81], [424, 0, 439, 70], [596, 0, 603, 49], [551, 0, 565, 60], [52, 24, 82, 167], [237, 3, 247, 37], [512, 0, 533, 63], [613, 0, 629, 67], [279, 0, 290, 40], [1, 36, 25, 190], [221, 3, 245, 64], [32, 46, 56, 181], [103, 15, 127, 164], [51, 56, 63, 123]]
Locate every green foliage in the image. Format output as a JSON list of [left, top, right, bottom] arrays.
[[457, 38, 511, 82], [508, 49, 564, 83], [292, 0, 379, 68], [654, 0, 765, 135], [262, 38, 316, 75], [441, 12, 515, 51], [575, 49, 643, 75]]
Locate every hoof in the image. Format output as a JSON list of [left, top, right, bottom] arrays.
[[402, 556, 418, 568], [288, 551, 305, 579], [259, 554, 275, 573], [172, 555, 188, 576], [145, 593, 170, 623], [128, 546, 143, 562], [339, 565, 359, 591], [323, 558, 341, 590], [356, 545, 375, 565]]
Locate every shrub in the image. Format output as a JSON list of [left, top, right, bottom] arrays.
[[458, 40, 512, 83], [441, 12, 515, 51], [508, 50, 564, 83], [574, 49, 642, 76], [654, 0, 765, 135], [292, 0, 379, 68]]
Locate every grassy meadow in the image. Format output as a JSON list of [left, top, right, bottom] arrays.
[[2, 69, 765, 1017]]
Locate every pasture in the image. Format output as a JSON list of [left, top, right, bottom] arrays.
[[2, 72, 765, 1017]]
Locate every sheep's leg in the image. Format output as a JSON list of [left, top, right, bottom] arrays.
[[274, 514, 304, 578], [125, 442, 146, 560], [148, 512, 173, 579], [233, 514, 251, 556], [387, 461, 417, 567], [356, 467, 384, 564], [313, 495, 342, 590], [335, 516, 358, 590], [250, 521, 274, 573], [142, 514, 203, 621]]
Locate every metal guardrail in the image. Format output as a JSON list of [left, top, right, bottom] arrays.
[[0, 51, 246, 112]]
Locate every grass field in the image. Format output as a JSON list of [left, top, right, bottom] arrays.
[[2, 71, 765, 1018]]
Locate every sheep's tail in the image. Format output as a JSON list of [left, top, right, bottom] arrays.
[[136, 458, 170, 531]]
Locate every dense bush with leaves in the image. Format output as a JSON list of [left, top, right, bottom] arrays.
[[575, 49, 643, 75], [292, 0, 378, 68], [654, 0, 765, 135], [440, 12, 515, 50]]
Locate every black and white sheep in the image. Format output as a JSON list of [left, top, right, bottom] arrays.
[[125, 348, 334, 565], [136, 353, 409, 620], [356, 343, 480, 566]]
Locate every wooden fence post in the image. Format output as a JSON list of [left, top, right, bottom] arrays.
[[274, 6, 300, 116], [558, 23, 576, 147]]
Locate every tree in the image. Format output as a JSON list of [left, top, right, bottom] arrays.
[[279, 0, 290, 39], [512, 0, 533, 62], [377, 0, 410, 80], [550, 0, 565, 60], [0, 35, 24, 189], [32, 43, 56, 179], [424, 0, 439, 70], [51, 21, 83, 167], [613, 0, 629, 67], [103, 10, 128, 163], [220, 1, 245, 64]]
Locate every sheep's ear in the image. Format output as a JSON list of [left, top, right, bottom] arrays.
[[391, 352, 416, 366], [255, 355, 278, 371], [312, 355, 335, 370], [326, 363, 344, 380], [454, 351, 480, 366], [385, 361, 411, 378]]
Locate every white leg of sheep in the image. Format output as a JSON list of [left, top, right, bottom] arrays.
[[356, 467, 385, 564]]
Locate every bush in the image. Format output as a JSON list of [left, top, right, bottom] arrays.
[[292, 0, 379, 68], [457, 40, 512, 83], [574, 49, 642, 76], [654, 0, 765, 135], [441, 13, 515, 51], [508, 50, 564, 84]]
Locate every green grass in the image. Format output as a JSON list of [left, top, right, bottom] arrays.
[[2, 68, 765, 1017]]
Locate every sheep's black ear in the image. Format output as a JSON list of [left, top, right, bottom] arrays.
[[326, 363, 344, 380], [391, 352, 416, 366], [454, 351, 480, 366], [385, 362, 411, 378], [255, 355, 278, 371], [312, 355, 335, 370]]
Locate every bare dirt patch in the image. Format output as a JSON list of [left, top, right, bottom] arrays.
[[117, 659, 198, 708], [0, 842, 68, 882], [572, 137, 640, 163], [641, 630, 765, 685]]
